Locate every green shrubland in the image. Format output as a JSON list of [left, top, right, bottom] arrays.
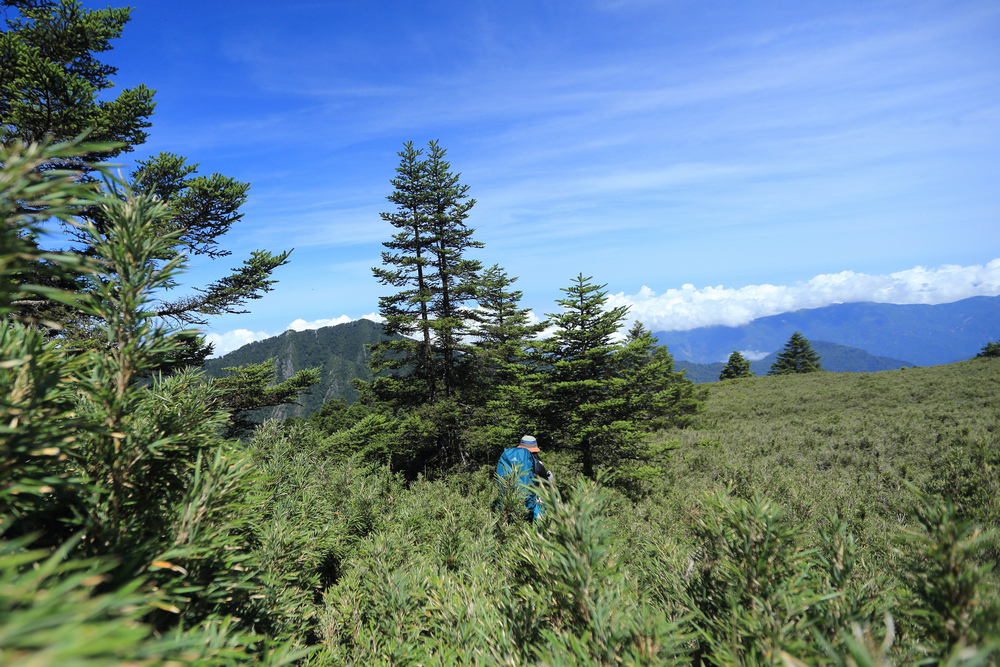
[[223, 395, 999, 665], [203, 358, 999, 663], [4, 3, 999, 662]]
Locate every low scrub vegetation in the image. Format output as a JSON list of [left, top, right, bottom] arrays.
[[220, 404, 1000, 665]]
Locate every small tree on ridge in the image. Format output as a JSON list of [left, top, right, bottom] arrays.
[[720, 350, 754, 380], [767, 332, 823, 375], [975, 340, 1000, 358]]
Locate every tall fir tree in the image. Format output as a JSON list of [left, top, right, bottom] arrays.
[[540, 274, 626, 477], [212, 357, 320, 438], [720, 350, 754, 380], [1, 0, 153, 161], [362, 141, 484, 470], [617, 322, 701, 431], [465, 265, 547, 456], [537, 275, 700, 478], [422, 140, 483, 397], [471, 264, 546, 387], [767, 331, 823, 375], [368, 141, 436, 407]]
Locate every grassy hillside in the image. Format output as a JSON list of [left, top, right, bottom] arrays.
[[646, 357, 1000, 554]]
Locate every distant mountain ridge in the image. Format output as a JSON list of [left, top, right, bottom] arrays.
[[201, 319, 394, 420], [652, 295, 999, 367], [200, 296, 998, 416], [676, 340, 913, 383]]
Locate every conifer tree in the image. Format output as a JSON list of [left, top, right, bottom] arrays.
[[212, 357, 320, 438], [538, 275, 700, 478], [363, 142, 484, 470], [540, 275, 627, 477], [422, 141, 483, 397], [367, 141, 483, 408], [720, 350, 754, 380], [975, 340, 999, 358], [767, 332, 823, 375], [2, 0, 291, 337], [471, 264, 546, 386], [617, 321, 701, 430], [368, 142, 435, 406], [465, 265, 547, 454], [1, 0, 153, 161]]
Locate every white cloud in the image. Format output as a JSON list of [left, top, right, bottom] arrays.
[[203, 329, 273, 357], [610, 259, 1000, 332], [286, 312, 384, 332], [740, 350, 771, 362]]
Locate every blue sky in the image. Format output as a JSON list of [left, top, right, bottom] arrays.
[[89, 0, 999, 354]]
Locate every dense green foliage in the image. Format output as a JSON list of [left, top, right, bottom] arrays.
[[364, 141, 485, 469], [186, 353, 998, 665], [0, 0, 153, 160], [3, 0, 313, 431], [658, 360, 1000, 543], [213, 357, 320, 438], [535, 278, 700, 477], [356, 147, 700, 479], [462, 264, 547, 452], [768, 331, 824, 375], [1, 140, 308, 663], [202, 318, 396, 416]]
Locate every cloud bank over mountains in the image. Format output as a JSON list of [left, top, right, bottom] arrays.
[[203, 261, 999, 357], [609, 259, 1000, 332]]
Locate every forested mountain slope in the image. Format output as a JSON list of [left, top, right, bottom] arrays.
[[201, 318, 394, 418]]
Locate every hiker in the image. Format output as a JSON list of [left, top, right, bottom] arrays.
[[496, 435, 553, 521]]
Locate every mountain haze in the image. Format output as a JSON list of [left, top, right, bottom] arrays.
[[652, 295, 999, 366]]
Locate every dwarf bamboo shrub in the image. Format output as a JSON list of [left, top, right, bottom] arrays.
[[237, 413, 996, 665]]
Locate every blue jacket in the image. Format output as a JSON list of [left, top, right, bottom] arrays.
[[496, 446, 548, 520]]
